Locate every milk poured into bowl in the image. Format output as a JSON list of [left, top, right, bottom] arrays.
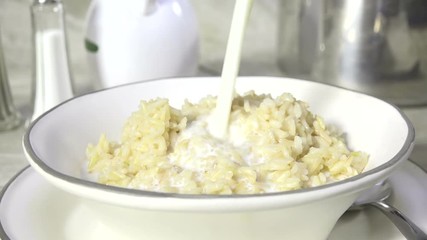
[[208, 0, 254, 139]]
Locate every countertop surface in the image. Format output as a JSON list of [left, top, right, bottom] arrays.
[[0, 0, 427, 190]]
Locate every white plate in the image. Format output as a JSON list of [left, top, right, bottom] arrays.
[[1, 161, 426, 240]]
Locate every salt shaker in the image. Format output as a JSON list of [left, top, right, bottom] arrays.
[[0, 27, 21, 131], [30, 0, 73, 121]]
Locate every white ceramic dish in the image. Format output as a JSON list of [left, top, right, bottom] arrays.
[[23, 77, 415, 240], [1, 161, 427, 240]]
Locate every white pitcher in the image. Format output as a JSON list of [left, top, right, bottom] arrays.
[[84, 0, 199, 88]]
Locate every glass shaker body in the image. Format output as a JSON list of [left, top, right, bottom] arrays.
[[30, 0, 73, 121]]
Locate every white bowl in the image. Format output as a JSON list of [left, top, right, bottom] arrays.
[[23, 77, 415, 240]]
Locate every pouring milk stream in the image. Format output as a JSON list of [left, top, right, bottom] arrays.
[[208, 0, 254, 139]]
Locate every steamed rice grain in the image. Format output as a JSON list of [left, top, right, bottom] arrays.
[[86, 91, 368, 194]]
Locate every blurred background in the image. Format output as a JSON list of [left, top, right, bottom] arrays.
[[2, 0, 427, 106]]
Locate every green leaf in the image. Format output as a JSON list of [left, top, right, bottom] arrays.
[[85, 38, 99, 53]]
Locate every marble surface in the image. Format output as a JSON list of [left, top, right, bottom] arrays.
[[0, 0, 426, 190]]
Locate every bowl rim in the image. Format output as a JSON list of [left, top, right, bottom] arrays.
[[23, 76, 416, 200]]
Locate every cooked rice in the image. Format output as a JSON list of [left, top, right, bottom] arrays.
[[86, 91, 368, 194]]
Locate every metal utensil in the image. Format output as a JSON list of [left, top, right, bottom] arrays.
[[278, 0, 427, 106], [350, 181, 427, 240]]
